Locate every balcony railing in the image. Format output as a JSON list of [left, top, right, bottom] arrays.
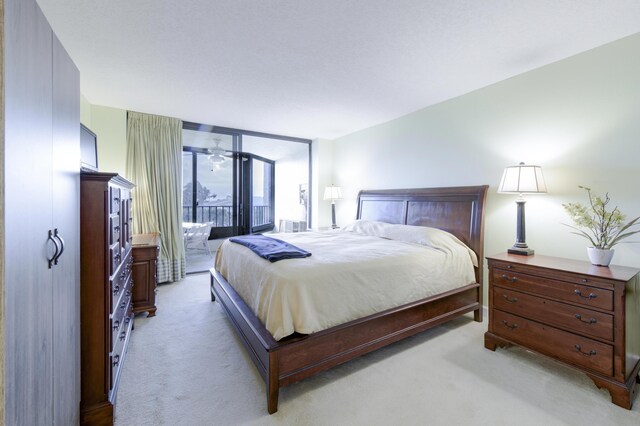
[[183, 205, 271, 228]]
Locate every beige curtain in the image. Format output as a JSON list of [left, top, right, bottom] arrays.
[[126, 111, 185, 283]]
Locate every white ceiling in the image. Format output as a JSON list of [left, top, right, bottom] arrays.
[[37, 1, 640, 140]]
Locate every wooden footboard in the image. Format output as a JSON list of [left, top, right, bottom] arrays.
[[211, 268, 482, 413]]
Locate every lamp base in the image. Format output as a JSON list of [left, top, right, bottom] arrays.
[[508, 246, 535, 256]]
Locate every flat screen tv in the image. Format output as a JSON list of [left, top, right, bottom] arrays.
[[80, 123, 98, 172]]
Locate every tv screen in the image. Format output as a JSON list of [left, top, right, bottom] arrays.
[[80, 124, 98, 172]]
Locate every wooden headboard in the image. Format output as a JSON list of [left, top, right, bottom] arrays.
[[356, 185, 489, 283]]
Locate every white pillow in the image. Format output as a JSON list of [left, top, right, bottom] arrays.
[[341, 220, 392, 237], [381, 224, 478, 267]]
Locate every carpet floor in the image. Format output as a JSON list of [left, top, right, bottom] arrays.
[[115, 273, 640, 425]]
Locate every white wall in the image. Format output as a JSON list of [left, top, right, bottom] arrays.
[[311, 138, 335, 229], [329, 33, 640, 270]]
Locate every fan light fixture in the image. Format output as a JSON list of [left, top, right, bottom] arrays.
[[207, 138, 228, 166]]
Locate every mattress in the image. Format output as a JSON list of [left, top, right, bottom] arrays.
[[214, 221, 477, 340]]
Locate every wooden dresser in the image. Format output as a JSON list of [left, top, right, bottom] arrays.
[[80, 172, 135, 424], [485, 253, 640, 409], [132, 233, 161, 317]]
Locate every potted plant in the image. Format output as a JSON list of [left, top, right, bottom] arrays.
[[563, 186, 640, 266]]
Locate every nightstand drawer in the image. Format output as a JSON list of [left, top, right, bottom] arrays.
[[492, 310, 613, 376], [492, 269, 613, 311], [493, 287, 614, 341]]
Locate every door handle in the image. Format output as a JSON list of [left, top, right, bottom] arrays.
[[53, 228, 65, 265], [47, 230, 60, 269]]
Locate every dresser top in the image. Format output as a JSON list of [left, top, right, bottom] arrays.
[[487, 252, 640, 282], [132, 233, 161, 247]]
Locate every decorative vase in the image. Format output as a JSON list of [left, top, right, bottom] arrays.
[[587, 247, 614, 267]]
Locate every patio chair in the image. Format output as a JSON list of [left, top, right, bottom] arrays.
[[184, 223, 213, 256]]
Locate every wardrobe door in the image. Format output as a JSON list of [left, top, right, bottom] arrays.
[[4, 0, 54, 424], [52, 33, 81, 425]]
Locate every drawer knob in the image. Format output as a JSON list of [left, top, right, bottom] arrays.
[[574, 314, 597, 324], [112, 354, 120, 367], [574, 289, 597, 300], [501, 274, 517, 283], [502, 294, 518, 303], [574, 344, 597, 357], [501, 320, 518, 330]]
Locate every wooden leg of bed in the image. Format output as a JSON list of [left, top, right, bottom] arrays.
[[474, 307, 483, 322], [267, 351, 280, 414]]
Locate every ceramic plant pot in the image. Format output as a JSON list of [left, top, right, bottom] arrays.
[[587, 247, 614, 267]]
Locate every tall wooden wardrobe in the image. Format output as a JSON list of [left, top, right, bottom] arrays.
[[1, 0, 81, 424]]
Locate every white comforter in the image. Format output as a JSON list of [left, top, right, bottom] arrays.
[[214, 225, 477, 340]]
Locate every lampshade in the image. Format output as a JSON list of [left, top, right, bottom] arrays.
[[498, 162, 547, 194], [323, 185, 343, 201]]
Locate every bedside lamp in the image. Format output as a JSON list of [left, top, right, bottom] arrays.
[[323, 185, 343, 229], [498, 162, 547, 255]]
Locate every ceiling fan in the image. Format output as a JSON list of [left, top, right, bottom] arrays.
[[206, 137, 232, 165]]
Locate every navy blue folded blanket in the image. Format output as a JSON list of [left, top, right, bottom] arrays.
[[229, 234, 312, 262]]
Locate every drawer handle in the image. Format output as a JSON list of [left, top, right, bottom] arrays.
[[574, 314, 597, 324], [574, 290, 597, 300], [125, 317, 131, 325], [112, 354, 120, 367], [120, 301, 126, 310], [574, 344, 596, 357], [112, 320, 120, 331], [114, 254, 121, 262], [119, 331, 126, 341], [501, 320, 518, 330], [113, 284, 120, 295], [502, 294, 518, 303], [500, 274, 517, 283]]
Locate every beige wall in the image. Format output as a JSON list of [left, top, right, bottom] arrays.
[[0, 0, 5, 418], [88, 104, 127, 177], [329, 33, 640, 271]]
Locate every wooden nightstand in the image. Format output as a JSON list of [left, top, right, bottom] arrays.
[[484, 253, 640, 409], [132, 233, 160, 317]]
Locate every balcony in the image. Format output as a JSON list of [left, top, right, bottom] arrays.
[[183, 205, 271, 228]]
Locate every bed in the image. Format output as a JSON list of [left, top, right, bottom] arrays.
[[210, 185, 488, 413]]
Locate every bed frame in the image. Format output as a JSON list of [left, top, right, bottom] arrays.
[[210, 185, 488, 413]]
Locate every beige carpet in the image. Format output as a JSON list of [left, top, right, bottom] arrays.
[[115, 273, 640, 425]]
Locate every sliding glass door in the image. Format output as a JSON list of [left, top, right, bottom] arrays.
[[182, 129, 277, 240]]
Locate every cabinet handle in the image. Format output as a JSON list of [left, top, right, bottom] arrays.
[[502, 294, 518, 303], [500, 274, 518, 283], [501, 320, 518, 329], [112, 354, 120, 367], [574, 314, 597, 324], [581, 278, 588, 283], [112, 320, 120, 330], [120, 301, 126, 310], [47, 230, 60, 269], [119, 331, 126, 341], [113, 285, 120, 295], [574, 344, 596, 356], [574, 289, 597, 300], [53, 229, 65, 265]]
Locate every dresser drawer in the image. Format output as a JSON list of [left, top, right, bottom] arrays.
[[492, 269, 613, 311], [493, 287, 614, 341], [110, 310, 133, 390], [109, 216, 121, 246], [110, 243, 122, 275], [492, 310, 613, 376], [111, 292, 131, 351], [109, 186, 121, 214], [110, 253, 132, 312]]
